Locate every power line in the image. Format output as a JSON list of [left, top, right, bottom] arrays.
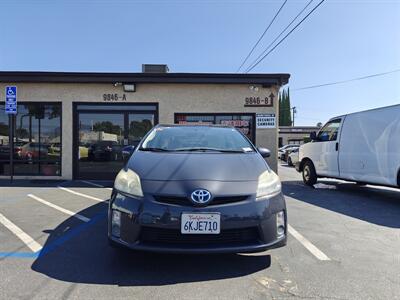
[[292, 69, 400, 91], [246, 0, 326, 73], [244, 0, 315, 73], [236, 0, 288, 72]]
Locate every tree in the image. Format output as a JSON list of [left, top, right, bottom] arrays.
[[280, 89, 287, 126], [93, 121, 121, 135], [287, 87, 292, 126], [279, 88, 291, 126]]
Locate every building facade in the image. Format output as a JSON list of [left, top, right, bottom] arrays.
[[0, 69, 289, 180], [279, 126, 320, 147]]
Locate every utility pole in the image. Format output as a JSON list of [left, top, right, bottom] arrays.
[[291, 106, 297, 126]]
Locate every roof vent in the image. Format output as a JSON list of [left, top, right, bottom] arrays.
[[142, 64, 169, 73]]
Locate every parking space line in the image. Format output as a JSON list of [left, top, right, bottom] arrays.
[[0, 212, 42, 252], [288, 224, 331, 261], [57, 186, 108, 202], [80, 180, 113, 191], [27, 194, 90, 222], [80, 180, 103, 188]]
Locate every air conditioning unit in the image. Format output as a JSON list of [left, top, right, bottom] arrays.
[[142, 64, 169, 73]]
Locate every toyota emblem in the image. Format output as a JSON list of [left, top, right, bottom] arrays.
[[190, 189, 212, 205]]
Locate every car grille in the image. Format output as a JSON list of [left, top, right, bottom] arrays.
[[139, 227, 260, 246], [153, 195, 249, 206]]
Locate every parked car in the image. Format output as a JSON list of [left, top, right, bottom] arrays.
[[287, 148, 299, 167], [88, 141, 122, 161], [121, 145, 136, 161], [79, 145, 89, 160], [109, 124, 287, 253], [278, 145, 294, 160], [0, 142, 25, 160], [296, 104, 400, 187], [20, 142, 49, 160], [281, 145, 299, 162], [48, 143, 61, 155]]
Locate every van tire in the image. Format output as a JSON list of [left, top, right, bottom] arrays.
[[302, 161, 317, 186], [397, 170, 400, 187]]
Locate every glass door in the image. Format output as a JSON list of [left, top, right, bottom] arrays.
[[74, 103, 157, 180], [77, 113, 125, 180], [128, 113, 154, 146]]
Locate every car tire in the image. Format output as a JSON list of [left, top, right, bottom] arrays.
[[302, 161, 317, 186], [108, 237, 125, 250], [287, 157, 293, 167]]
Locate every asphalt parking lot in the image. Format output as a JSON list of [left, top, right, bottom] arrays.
[[0, 165, 399, 300]]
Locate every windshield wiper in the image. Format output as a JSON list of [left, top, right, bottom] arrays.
[[174, 148, 246, 153], [139, 147, 171, 152]]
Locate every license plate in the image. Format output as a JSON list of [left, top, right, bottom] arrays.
[[181, 213, 220, 234]]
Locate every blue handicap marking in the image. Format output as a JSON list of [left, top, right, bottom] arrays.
[[6, 86, 16, 96], [5, 86, 17, 114], [0, 211, 107, 259]]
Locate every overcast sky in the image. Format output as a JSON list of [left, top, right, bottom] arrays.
[[1, 0, 399, 126]]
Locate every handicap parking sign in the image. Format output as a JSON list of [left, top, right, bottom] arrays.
[[5, 86, 17, 114]]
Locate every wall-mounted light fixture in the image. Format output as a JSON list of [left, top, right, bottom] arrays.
[[249, 85, 259, 92], [123, 84, 136, 92]]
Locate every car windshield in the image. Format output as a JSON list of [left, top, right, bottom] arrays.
[[140, 126, 255, 152]]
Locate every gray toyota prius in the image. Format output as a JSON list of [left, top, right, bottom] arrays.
[[108, 124, 287, 253]]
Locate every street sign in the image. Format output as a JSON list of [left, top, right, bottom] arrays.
[[5, 86, 17, 114], [256, 113, 276, 128]]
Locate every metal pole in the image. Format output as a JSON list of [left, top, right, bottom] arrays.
[[291, 107, 296, 127], [9, 114, 14, 183]]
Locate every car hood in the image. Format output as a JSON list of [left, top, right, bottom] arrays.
[[127, 151, 268, 181]]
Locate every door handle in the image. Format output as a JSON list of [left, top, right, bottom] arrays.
[[335, 142, 339, 151]]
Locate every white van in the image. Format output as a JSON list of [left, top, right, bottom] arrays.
[[296, 104, 400, 188]]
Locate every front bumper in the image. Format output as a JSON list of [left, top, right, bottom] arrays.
[[108, 191, 287, 254]]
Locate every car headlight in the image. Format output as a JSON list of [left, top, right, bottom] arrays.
[[256, 170, 282, 198], [114, 168, 144, 197]]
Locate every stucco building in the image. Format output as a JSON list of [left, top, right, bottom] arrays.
[[0, 65, 289, 180], [279, 126, 319, 147]]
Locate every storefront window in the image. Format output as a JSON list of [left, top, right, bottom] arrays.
[[128, 113, 154, 146], [0, 103, 61, 176], [175, 113, 255, 142], [75, 103, 157, 180]]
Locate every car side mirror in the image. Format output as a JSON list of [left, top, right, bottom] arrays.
[[257, 147, 271, 158], [310, 132, 317, 141], [122, 145, 136, 162]]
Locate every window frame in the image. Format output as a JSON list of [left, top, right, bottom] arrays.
[[72, 102, 159, 180], [316, 118, 342, 142], [0, 101, 62, 176]]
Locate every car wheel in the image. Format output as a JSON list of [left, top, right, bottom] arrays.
[[287, 157, 293, 167], [302, 161, 317, 186], [108, 238, 125, 251]]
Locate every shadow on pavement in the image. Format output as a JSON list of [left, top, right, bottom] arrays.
[[31, 203, 271, 286], [282, 179, 400, 228]]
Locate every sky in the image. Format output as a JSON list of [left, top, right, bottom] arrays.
[[1, 0, 399, 126]]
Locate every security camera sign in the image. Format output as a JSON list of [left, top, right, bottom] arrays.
[[256, 113, 276, 128], [5, 86, 17, 114]]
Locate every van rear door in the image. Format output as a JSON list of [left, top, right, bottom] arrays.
[[313, 118, 343, 177]]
